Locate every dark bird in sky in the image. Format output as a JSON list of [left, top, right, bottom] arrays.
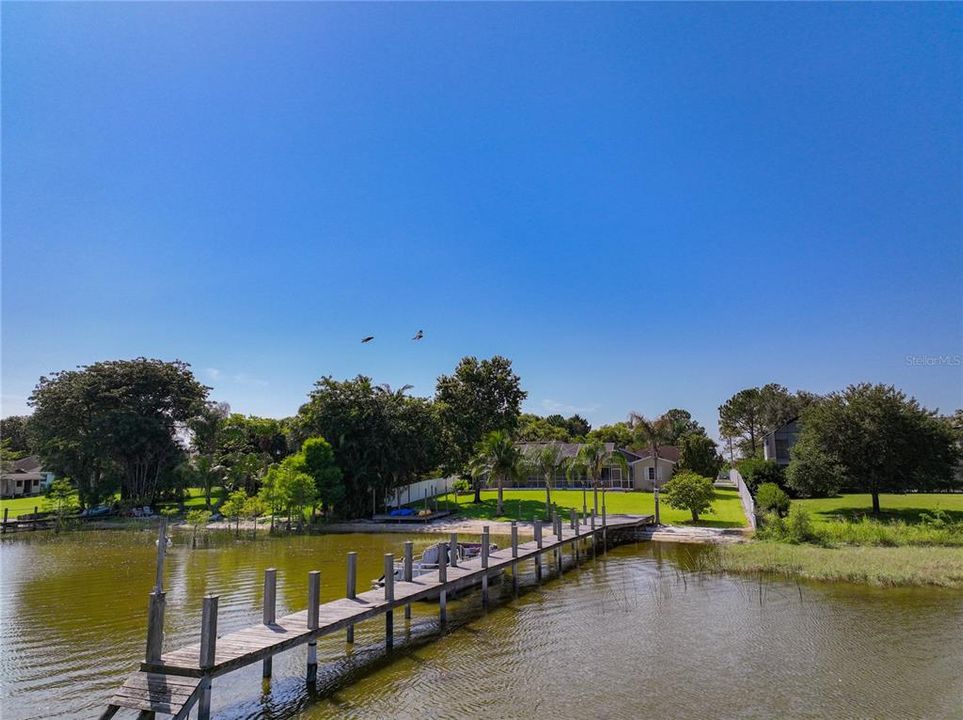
[[361, 336, 374, 343], [412, 330, 424, 341]]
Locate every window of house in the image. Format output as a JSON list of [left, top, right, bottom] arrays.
[[648, 467, 655, 480], [611, 468, 622, 482]]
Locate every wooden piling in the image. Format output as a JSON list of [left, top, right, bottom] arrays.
[[438, 542, 448, 626], [384, 554, 394, 649], [2, 507, 8, 533], [570, 509, 577, 530], [145, 591, 165, 663], [533, 519, 543, 582], [306, 571, 320, 682], [197, 595, 218, 720], [261, 568, 276, 678], [403, 541, 413, 620], [511, 521, 519, 594], [481, 527, 490, 608], [346, 552, 357, 643], [449, 532, 458, 567]]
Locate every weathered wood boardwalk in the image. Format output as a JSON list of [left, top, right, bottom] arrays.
[[102, 511, 652, 719]]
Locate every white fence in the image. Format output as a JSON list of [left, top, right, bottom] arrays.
[[385, 477, 452, 509], [730, 468, 757, 530]]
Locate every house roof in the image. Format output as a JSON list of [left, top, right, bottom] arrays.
[[625, 446, 680, 463], [516, 441, 617, 462], [762, 417, 800, 440], [3, 455, 43, 473]]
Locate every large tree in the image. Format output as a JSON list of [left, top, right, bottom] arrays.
[[29, 358, 208, 507], [435, 355, 526, 498], [786, 384, 960, 513], [0, 416, 32, 455], [658, 409, 707, 444], [677, 433, 723, 479], [518, 413, 571, 442], [296, 376, 443, 518], [719, 384, 816, 458]]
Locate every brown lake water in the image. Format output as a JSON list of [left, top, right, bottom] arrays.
[[1, 529, 961, 719]]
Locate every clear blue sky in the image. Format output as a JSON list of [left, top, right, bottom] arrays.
[[3, 3, 961, 439]]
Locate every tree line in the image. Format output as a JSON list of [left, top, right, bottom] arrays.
[[718, 382, 962, 514]]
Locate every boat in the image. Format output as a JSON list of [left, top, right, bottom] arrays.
[[371, 542, 499, 591]]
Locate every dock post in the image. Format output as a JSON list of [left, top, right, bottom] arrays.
[[511, 521, 519, 594], [481, 527, 490, 609], [602, 506, 608, 550], [403, 541, 413, 620], [438, 542, 448, 627], [534, 519, 543, 583], [145, 590, 166, 663], [591, 510, 597, 559], [262, 568, 276, 678], [449, 532, 458, 567], [32, 506, 38, 530], [384, 554, 394, 650], [306, 571, 320, 683], [197, 595, 219, 720], [570, 508, 577, 530], [2, 507, 7, 533], [346, 552, 357, 643]]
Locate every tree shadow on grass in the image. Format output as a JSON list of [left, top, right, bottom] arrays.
[[812, 505, 963, 525]]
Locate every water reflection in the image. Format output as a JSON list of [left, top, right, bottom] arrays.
[[1, 532, 961, 719]]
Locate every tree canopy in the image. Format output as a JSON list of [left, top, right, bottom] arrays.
[[28, 358, 209, 507], [295, 376, 442, 518], [435, 355, 526, 477], [785, 384, 960, 513], [719, 384, 818, 458]]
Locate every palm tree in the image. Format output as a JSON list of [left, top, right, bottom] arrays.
[[526, 443, 566, 518], [569, 440, 629, 516], [628, 412, 672, 524], [469, 430, 524, 516]]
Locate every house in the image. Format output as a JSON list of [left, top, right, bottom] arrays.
[[515, 442, 678, 491], [0, 456, 55, 498], [621, 446, 679, 491], [763, 418, 800, 466]]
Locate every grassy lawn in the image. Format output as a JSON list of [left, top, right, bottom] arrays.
[[714, 542, 963, 588], [425, 488, 747, 528], [795, 493, 963, 526], [0, 494, 57, 518]]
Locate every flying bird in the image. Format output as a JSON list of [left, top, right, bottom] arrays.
[[412, 330, 424, 341], [361, 336, 374, 343]]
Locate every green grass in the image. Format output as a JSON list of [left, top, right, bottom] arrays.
[[794, 493, 963, 526], [712, 541, 963, 588], [0, 494, 57, 518], [422, 488, 748, 528]]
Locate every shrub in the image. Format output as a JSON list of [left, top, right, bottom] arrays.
[[662, 471, 715, 522], [735, 457, 785, 495], [756, 483, 790, 517], [785, 505, 817, 544], [452, 478, 471, 496]]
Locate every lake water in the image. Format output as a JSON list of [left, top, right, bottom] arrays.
[[1, 529, 961, 719]]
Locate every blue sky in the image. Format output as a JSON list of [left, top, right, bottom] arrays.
[[3, 3, 961, 439]]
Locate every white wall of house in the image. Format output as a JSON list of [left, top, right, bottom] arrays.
[[629, 458, 675, 490]]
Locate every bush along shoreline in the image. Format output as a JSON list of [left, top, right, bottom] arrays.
[[707, 499, 963, 588]]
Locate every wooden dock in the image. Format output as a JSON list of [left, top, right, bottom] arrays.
[[101, 510, 652, 719]]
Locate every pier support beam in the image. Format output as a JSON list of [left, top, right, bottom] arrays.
[[384, 554, 394, 650], [511, 521, 519, 594], [262, 568, 276, 678], [481, 527, 490, 609], [346, 553, 357, 643], [145, 590, 165, 664], [403, 541, 413, 620], [306, 571, 320, 683], [197, 595, 219, 720], [438, 542, 448, 627], [533, 520, 543, 583]]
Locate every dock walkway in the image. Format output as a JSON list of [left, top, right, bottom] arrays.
[[102, 512, 652, 719]]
